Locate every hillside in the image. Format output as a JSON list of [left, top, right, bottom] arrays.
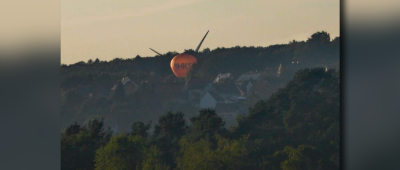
[[61, 31, 340, 132]]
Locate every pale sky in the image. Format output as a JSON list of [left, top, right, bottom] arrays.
[[61, 0, 340, 64]]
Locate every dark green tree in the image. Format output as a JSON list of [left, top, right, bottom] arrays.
[[94, 134, 146, 170], [187, 109, 227, 145], [61, 119, 112, 170], [131, 121, 152, 138], [94, 58, 100, 64], [152, 111, 187, 169], [233, 68, 340, 170], [307, 31, 331, 45], [176, 135, 251, 170], [64, 122, 82, 136]]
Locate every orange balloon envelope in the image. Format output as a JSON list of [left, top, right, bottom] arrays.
[[170, 53, 197, 78]]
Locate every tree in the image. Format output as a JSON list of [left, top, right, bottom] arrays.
[[94, 58, 100, 64], [176, 135, 251, 170], [233, 68, 340, 170], [187, 109, 226, 145], [141, 146, 170, 170], [152, 111, 187, 169], [131, 121, 152, 138], [331, 37, 339, 44], [61, 119, 112, 170], [153, 111, 187, 141], [307, 31, 331, 45], [62, 130, 94, 170], [86, 118, 112, 143], [94, 134, 146, 170], [135, 55, 142, 61], [202, 48, 211, 53], [64, 122, 82, 136], [274, 145, 319, 170]]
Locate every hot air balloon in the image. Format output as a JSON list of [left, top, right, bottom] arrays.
[[170, 53, 197, 78], [150, 30, 209, 78]]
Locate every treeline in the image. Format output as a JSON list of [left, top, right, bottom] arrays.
[[61, 31, 339, 81], [61, 68, 340, 170]]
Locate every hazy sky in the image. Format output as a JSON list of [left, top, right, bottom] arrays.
[[61, 0, 340, 64]]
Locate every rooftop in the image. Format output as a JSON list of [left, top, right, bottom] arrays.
[[214, 80, 240, 95], [213, 73, 232, 83], [208, 91, 225, 102], [236, 72, 261, 82]]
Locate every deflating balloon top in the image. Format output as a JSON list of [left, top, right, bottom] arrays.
[[170, 53, 196, 78]]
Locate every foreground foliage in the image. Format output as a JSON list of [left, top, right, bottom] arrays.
[[61, 68, 340, 170]]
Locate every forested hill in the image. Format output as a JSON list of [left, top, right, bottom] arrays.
[[61, 31, 339, 132]]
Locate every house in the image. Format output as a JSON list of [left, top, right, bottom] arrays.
[[246, 73, 287, 105], [215, 103, 240, 117], [235, 69, 282, 97], [199, 91, 225, 109], [235, 72, 262, 86], [121, 77, 139, 94], [182, 77, 216, 103], [213, 78, 241, 100], [213, 73, 233, 83], [188, 82, 214, 103], [225, 96, 247, 103], [111, 77, 139, 95], [234, 72, 263, 97], [236, 80, 255, 97]]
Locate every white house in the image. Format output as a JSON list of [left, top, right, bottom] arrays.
[[199, 91, 225, 109]]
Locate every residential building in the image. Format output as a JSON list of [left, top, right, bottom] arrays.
[[213, 77, 241, 100], [199, 91, 225, 109], [182, 77, 216, 103], [213, 73, 233, 83], [235, 72, 262, 86], [111, 77, 139, 95]]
